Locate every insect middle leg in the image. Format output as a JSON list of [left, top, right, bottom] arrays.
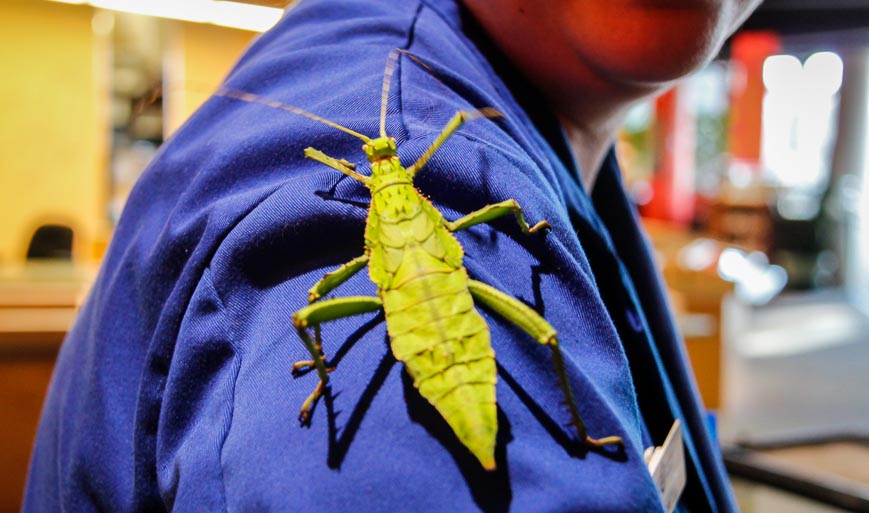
[[466, 279, 623, 448], [444, 199, 551, 235], [306, 254, 369, 303], [292, 296, 383, 423]]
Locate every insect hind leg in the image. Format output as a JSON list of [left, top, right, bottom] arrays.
[[292, 296, 383, 424], [292, 326, 328, 375], [466, 279, 623, 449]]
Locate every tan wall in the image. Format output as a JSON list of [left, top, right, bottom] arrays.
[[0, 0, 110, 263], [164, 21, 256, 136], [0, 2, 256, 264]]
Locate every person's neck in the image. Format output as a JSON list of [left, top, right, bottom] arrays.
[[559, 107, 629, 193], [454, 0, 647, 194]]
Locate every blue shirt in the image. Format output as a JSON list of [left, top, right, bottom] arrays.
[[25, 0, 737, 511]]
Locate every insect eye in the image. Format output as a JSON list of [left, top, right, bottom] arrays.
[[362, 144, 369, 151]]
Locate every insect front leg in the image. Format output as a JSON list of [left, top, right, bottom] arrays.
[[304, 147, 370, 185], [444, 198, 551, 235], [291, 296, 383, 424], [467, 279, 623, 449], [407, 108, 502, 176]]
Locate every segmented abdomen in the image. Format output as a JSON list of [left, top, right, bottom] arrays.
[[368, 185, 498, 469]]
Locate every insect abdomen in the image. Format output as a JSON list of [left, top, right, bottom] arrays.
[[372, 188, 498, 469], [384, 272, 497, 470]]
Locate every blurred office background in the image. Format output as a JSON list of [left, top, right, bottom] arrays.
[[0, 0, 867, 511]]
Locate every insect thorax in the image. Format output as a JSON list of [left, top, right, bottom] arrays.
[[368, 158, 417, 220], [367, 147, 412, 195]]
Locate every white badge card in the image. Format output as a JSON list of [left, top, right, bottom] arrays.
[[644, 419, 687, 513]]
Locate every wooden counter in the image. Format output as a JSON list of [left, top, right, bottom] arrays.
[[0, 263, 94, 513], [642, 219, 734, 410]]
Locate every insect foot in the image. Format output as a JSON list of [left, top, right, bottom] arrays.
[[583, 435, 624, 448], [528, 220, 551, 234], [298, 381, 326, 426], [291, 360, 314, 376], [291, 358, 335, 377]]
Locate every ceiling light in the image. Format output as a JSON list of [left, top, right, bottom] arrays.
[[46, 0, 284, 32]]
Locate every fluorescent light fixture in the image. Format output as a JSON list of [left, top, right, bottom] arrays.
[[46, 0, 284, 32]]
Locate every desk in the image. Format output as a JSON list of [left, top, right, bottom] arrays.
[[0, 263, 94, 513]]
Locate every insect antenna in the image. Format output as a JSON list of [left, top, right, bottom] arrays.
[[392, 49, 504, 176], [215, 87, 372, 143], [395, 49, 503, 123], [396, 49, 436, 75], [379, 49, 402, 138]]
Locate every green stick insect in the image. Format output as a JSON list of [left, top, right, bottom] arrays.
[[216, 49, 622, 470]]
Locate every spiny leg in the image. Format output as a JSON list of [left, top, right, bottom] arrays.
[[292, 295, 380, 382], [467, 280, 623, 448], [445, 199, 551, 235], [291, 324, 326, 375], [407, 108, 503, 177], [307, 254, 369, 303], [304, 147, 370, 185], [292, 296, 383, 423]]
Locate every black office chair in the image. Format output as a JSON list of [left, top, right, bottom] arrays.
[[26, 225, 74, 260]]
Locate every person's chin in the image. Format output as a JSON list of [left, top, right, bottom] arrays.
[[566, 7, 727, 86], [633, 0, 724, 8]]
